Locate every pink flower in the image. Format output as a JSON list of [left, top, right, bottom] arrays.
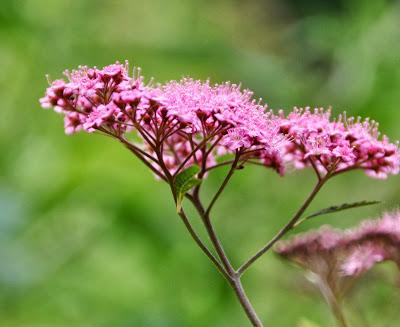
[[101, 64, 123, 77], [64, 112, 85, 135], [331, 144, 356, 162], [40, 79, 70, 111], [83, 103, 117, 132], [222, 128, 252, 150]]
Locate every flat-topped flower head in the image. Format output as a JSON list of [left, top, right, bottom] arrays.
[[278, 107, 400, 179], [342, 210, 400, 276], [275, 213, 400, 326], [275, 210, 400, 297], [40, 61, 398, 180]]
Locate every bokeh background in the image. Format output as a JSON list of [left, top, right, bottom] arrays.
[[1, 0, 400, 326]]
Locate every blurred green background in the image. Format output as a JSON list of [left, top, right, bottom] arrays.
[[1, 0, 400, 326]]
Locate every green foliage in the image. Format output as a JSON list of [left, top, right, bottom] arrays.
[[174, 165, 201, 212]]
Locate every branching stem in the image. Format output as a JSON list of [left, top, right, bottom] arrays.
[[189, 188, 263, 326], [113, 131, 333, 326], [237, 174, 329, 276]]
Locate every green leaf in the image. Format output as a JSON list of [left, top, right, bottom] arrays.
[[294, 200, 380, 227], [174, 165, 201, 212]]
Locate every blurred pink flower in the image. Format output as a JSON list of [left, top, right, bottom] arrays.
[[275, 210, 400, 293], [342, 210, 400, 276]]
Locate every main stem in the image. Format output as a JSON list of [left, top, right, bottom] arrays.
[[201, 209, 264, 326], [150, 139, 261, 325], [168, 148, 328, 326], [230, 277, 264, 327], [115, 123, 335, 326], [185, 162, 329, 325], [189, 161, 263, 326], [202, 207, 263, 326]]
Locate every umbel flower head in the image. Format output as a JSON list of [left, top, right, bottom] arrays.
[[40, 61, 399, 180]]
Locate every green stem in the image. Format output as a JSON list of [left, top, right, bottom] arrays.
[[315, 276, 349, 327], [237, 176, 329, 276]]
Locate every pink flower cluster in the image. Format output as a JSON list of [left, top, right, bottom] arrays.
[[40, 62, 153, 135], [278, 107, 400, 179], [40, 61, 399, 179], [39, 62, 285, 176], [275, 211, 400, 282], [153, 78, 285, 174], [158, 79, 280, 148], [342, 211, 400, 276]]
